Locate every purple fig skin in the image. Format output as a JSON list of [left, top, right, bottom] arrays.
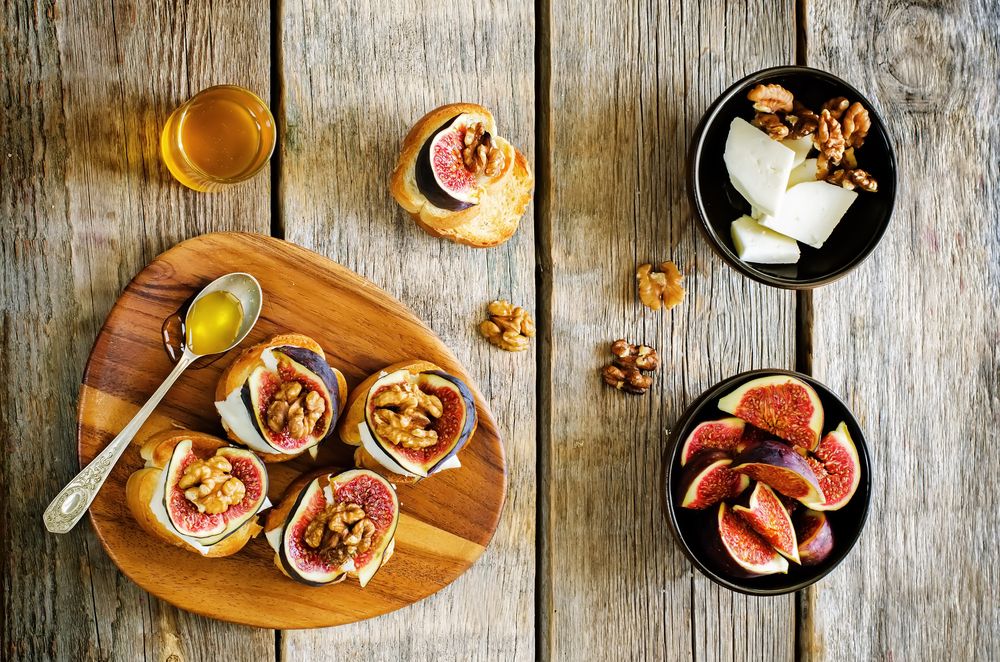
[[730, 440, 824, 504], [676, 451, 747, 510], [796, 509, 835, 566]]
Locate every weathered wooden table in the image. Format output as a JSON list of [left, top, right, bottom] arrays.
[[4, 1, 998, 660]]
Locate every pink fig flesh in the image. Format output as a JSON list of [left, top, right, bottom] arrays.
[[718, 375, 824, 452], [803, 422, 861, 511], [730, 440, 825, 504], [732, 482, 800, 564], [680, 417, 746, 465], [676, 451, 750, 510], [795, 509, 834, 566], [703, 503, 789, 578]]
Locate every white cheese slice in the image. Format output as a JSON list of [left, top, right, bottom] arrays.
[[781, 135, 814, 168], [787, 158, 819, 189], [759, 180, 857, 249], [149, 463, 271, 555], [265, 525, 282, 552], [724, 117, 796, 217], [731, 215, 800, 264], [215, 386, 286, 455], [358, 423, 421, 478], [435, 454, 462, 472]]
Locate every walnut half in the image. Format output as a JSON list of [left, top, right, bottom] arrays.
[[637, 262, 685, 311], [602, 339, 660, 395], [481, 300, 535, 352], [370, 378, 443, 449], [304, 501, 376, 567], [178, 456, 246, 515], [267, 380, 326, 440]]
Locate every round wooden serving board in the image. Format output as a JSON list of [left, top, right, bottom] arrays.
[[77, 232, 506, 629]]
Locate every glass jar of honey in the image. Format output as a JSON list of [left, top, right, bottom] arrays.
[[160, 85, 276, 192]]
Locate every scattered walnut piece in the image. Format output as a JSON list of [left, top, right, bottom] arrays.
[[602, 365, 652, 395], [304, 501, 376, 567], [747, 84, 794, 114], [481, 300, 535, 352], [814, 109, 845, 166], [637, 262, 685, 312], [755, 112, 789, 140], [602, 339, 660, 395], [267, 380, 325, 440], [821, 96, 850, 120], [816, 152, 832, 180], [610, 339, 660, 371], [841, 102, 871, 149], [178, 456, 246, 515], [371, 378, 443, 449], [785, 100, 819, 139]]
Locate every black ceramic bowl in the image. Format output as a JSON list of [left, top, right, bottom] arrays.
[[689, 66, 897, 288], [661, 369, 872, 595]]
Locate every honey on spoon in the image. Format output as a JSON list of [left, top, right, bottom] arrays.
[[43, 272, 263, 534]]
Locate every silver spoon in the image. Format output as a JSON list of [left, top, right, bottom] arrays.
[[43, 272, 263, 534]]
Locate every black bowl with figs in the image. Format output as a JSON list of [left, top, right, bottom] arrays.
[[660, 369, 872, 595], [688, 66, 897, 289]]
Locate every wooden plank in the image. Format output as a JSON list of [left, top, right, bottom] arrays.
[[278, 0, 535, 658], [801, 1, 1000, 660], [2, 0, 274, 658], [541, 1, 797, 660]]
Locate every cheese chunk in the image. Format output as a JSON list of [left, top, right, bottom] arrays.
[[787, 158, 819, 189], [781, 135, 814, 168], [731, 215, 800, 264], [724, 117, 796, 217], [759, 180, 857, 249]]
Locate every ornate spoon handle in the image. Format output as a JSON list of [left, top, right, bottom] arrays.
[[43, 353, 196, 534]]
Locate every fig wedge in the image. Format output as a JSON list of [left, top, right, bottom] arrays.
[[795, 509, 834, 566], [676, 451, 750, 510], [803, 422, 861, 511], [679, 418, 745, 466], [718, 375, 824, 452], [730, 440, 825, 504], [703, 502, 789, 578], [733, 482, 800, 564]]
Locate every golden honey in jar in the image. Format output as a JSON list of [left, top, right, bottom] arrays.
[[185, 290, 244, 355], [161, 85, 275, 192]]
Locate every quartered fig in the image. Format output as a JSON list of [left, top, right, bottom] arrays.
[[739, 423, 772, 452], [718, 375, 824, 452], [803, 421, 861, 511], [279, 469, 399, 587], [703, 502, 789, 578], [679, 417, 745, 466], [415, 115, 486, 211], [795, 509, 834, 566], [164, 440, 268, 546], [733, 482, 800, 564], [363, 369, 476, 478], [730, 440, 825, 504], [676, 451, 750, 510], [240, 346, 341, 455]]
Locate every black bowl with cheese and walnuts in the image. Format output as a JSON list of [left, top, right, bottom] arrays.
[[688, 66, 898, 289]]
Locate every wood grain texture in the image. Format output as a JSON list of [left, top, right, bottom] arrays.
[[541, 1, 798, 660], [277, 0, 535, 657], [76, 232, 505, 629], [2, 0, 273, 659], [801, 1, 1000, 660]]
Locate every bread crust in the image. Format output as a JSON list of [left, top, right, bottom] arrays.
[[125, 429, 262, 557], [390, 103, 529, 243], [263, 467, 394, 581], [215, 333, 348, 463]]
